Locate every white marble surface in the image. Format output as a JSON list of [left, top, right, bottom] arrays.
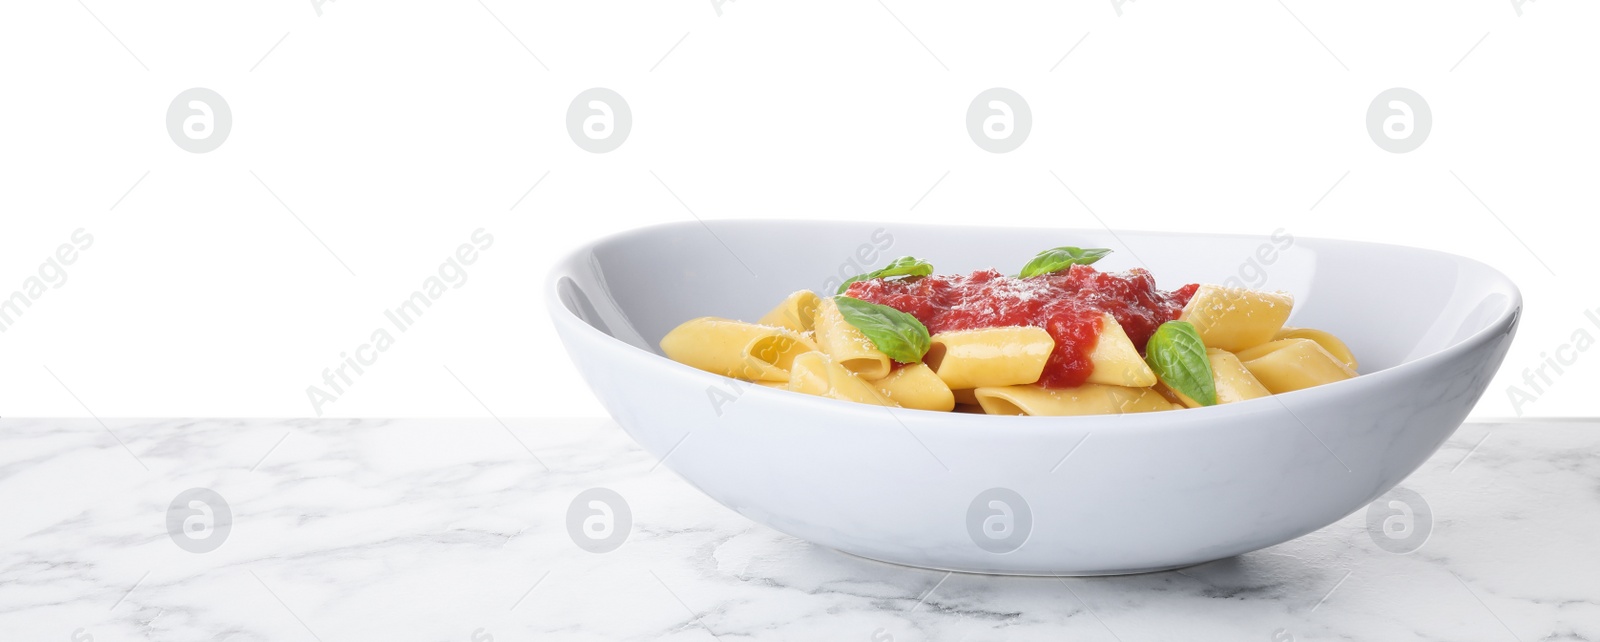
[[2, 417, 1597, 642]]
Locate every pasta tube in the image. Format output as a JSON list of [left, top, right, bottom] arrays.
[[1084, 313, 1159, 387], [1235, 338, 1357, 393], [786, 352, 899, 407], [659, 317, 817, 382], [925, 326, 1054, 389], [870, 363, 956, 412], [758, 290, 822, 334], [1179, 285, 1293, 352], [814, 297, 894, 380], [1272, 326, 1358, 371], [973, 383, 1175, 416], [1170, 348, 1272, 408]]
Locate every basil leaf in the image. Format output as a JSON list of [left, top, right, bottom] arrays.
[[1144, 321, 1217, 406], [836, 256, 934, 295], [1018, 246, 1112, 278], [833, 296, 931, 364]]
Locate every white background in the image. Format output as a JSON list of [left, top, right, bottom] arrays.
[[1, 0, 1595, 419]]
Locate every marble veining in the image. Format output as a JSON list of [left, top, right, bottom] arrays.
[[1, 418, 1596, 641]]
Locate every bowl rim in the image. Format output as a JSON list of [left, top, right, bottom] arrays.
[[548, 219, 1522, 430]]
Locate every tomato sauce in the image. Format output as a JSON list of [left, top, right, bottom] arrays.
[[845, 265, 1199, 388]]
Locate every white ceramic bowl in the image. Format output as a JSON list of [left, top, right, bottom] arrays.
[[548, 221, 1519, 575]]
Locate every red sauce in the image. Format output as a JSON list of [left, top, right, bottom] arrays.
[[845, 265, 1199, 388]]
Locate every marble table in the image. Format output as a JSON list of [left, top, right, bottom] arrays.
[[2, 418, 1596, 642]]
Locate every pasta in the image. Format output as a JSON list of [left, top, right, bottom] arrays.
[[659, 245, 1361, 416], [925, 326, 1053, 389], [1169, 348, 1272, 408], [813, 297, 894, 380], [758, 290, 822, 334], [1273, 326, 1358, 371], [787, 352, 899, 407], [974, 383, 1177, 416], [1235, 338, 1357, 393], [1082, 313, 1159, 387], [1179, 285, 1293, 353], [871, 363, 956, 412], [659, 317, 816, 382]]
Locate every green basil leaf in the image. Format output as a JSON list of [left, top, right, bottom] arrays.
[[1144, 321, 1217, 406], [833, 296, 931, 364], [836, 256, 934, 295], [1017, 246, 1112, 278]]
